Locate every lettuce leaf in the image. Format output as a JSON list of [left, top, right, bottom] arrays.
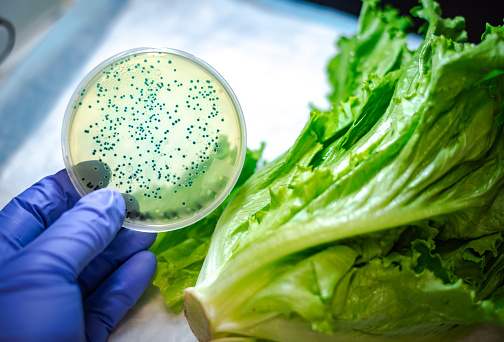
[[182, 1, 504, 341]]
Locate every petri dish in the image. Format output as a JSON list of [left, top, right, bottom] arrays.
[[62, 47, 246, 232]]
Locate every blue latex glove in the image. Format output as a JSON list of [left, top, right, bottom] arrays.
[[0, 170, 157, 342]]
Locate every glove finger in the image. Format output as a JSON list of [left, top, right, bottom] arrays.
[[78, 228, 156, 299], [84, 250, 157, 342], [25, 188, 125, 280], [0, 170, 80, 263]]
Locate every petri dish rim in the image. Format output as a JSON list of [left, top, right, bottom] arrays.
[[62, 47, 247, 232]]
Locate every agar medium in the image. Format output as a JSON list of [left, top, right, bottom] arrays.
[[62, 48, 246, 232]]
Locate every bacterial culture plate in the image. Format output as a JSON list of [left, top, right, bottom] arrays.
[[62, 48, 246, 232]]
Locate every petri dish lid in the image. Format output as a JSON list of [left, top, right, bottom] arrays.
[[62, 47, 246, 232]]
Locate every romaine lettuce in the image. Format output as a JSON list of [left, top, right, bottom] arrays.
[[180, 0, 504, 341]]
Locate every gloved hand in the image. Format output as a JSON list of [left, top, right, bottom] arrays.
[[0, 170, 157, 342]]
